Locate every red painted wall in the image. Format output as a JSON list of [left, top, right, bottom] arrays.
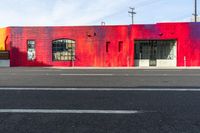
[[6, 22, 200, 67], [9, 26, 131, 67], [131, 22, 195, 67]]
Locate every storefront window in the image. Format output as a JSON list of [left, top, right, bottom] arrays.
[[52, 39, 76, 61]]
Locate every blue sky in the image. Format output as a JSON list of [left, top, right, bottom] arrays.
[[0, 0, 196, 26]]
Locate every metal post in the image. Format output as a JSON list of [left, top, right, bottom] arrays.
[[184, 56, 186, 67]]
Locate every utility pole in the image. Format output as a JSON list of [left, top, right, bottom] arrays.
[[194, 0, 198, 22], [128, 7, 136, 24]]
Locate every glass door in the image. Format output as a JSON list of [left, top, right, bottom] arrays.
[[149, 41, 157, 66]]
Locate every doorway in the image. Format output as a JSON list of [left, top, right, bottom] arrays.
[[134, 40, 177, 67]]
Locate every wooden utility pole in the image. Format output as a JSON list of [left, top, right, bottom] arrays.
[[128, 7, 136, 24], [194, 0, 198, 22]]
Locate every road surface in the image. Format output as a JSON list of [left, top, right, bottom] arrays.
[[0, 67, 199, 132], [0, 67, 200, 88]]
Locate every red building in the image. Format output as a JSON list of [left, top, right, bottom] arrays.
[[0, 22, 200, 67]]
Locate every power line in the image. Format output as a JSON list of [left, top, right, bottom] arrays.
[[128, 7, 136, 24], [135, 0, 163, 9]]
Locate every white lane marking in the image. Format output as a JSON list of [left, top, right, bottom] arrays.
[[24, 70, 61, 72], [141, 69, 183, 72], [60, 74, 114, 76], [0, 109, 144, 114], [58, 74, 200, 77], [1, 88, 200, 91], [128, 74, 200, 76]]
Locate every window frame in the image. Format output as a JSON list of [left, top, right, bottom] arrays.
[[27, 40, 36, 61]]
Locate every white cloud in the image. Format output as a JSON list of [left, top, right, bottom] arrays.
[[50, 0, 128, 25], [0, 0, 195, 27]]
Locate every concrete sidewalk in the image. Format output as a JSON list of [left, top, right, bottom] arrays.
[[48, 66, 200, 70]]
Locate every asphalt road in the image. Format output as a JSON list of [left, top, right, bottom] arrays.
[[1, 89, 200, 133], [0, 67, 200, 132], [0, 67, 200, 88]]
